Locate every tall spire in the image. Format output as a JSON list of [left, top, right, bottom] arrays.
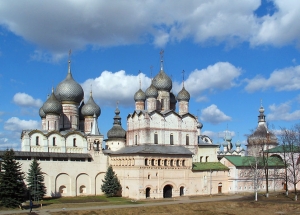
[[160, 49, 164, 70], [258, 99, 266, 125], [68, 49, 72, 74]]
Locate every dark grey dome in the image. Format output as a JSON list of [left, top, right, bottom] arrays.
[[43, 91, 62, 115], [247, 125, 278, 145], [145, 83, 158, 98], [107, 125, 126, 139], [177, 86, 190, 101], [107, 108, 126, 139], [236, 140, 241, 147], [55, 64, 84, 104], [134, 89, 146, 101], [81, 92, 101, 117], [39, 106, 46, 118], [152, 70, 172, 91], [170, 92, 177, 104]]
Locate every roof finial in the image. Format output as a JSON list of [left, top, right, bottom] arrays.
[[138, 70, 142, 89], [68, 49, 72, 74], [260, 98, 263, 108], [116, 101, 119, 108], [90, 84, 92, 97], [182, 70, 185, 87], [160, 49, 164, 70], [150, 65, 153, 79]]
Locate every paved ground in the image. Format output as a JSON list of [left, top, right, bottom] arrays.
[[0, 195, 243, 215]]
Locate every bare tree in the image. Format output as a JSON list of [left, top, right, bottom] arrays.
[[244, 145, 265, 201], [280, 125, 300, 201], [247, 127, 274, 198]]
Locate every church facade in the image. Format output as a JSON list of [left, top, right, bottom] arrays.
[[3, 54, 286, 199]]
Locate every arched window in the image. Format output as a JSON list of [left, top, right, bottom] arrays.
[[54, 121, 57, 130], [145, 158, 148, 166], [186, 134, 189, 145], [206, 156, 209, 162], [73, 138, 76, 147], [36, 136, 39, 146], [154, 133, 158, 144], [47, 121, 49, 130], [135, 135, 137, 145], [200, 156, 203, 162], [182, 160, 186, 166], [170, 134, 174, 145], [53, 137, 56, 146]]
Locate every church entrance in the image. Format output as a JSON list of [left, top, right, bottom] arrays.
[[146, 187, 151, 198], [180, 186, 184, 196], [218, 183, 222, 193], [163, 185, 172, 198]]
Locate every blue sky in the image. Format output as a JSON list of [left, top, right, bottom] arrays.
[[1, 0, 300, 150]]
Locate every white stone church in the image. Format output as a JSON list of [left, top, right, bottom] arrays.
[[3, 54, 285, 199]]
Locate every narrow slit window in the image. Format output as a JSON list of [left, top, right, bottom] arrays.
[[186, 134, 189, 145], [154, 133, 158, 144], [170, 134, 174, 145]]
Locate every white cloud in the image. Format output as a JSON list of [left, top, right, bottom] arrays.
[[173, 62, 241, 100], [267, 102, 300, 121], [245, 65, 300, 92], [200, 104, 231, 124], [4, 117, 40, 131], [251, 0, 300, 47], [3, 1, 300, 59], [13, 92, 43, 108], [81, 70, 151, 107]]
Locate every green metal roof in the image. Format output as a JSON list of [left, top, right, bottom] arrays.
[[266, 145, 300, 153], [224, 155, 284, 167], [192, 162, 229, 171]]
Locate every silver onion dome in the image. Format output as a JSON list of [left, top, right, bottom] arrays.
[[81, 92, 101, 117], [134, 89, 146, 101], [39, 106, 46, 118], [197, 121, 203, 129], [177, 86, 190, 101], [107, 107, 126, 139], [145, 83, 158, 98], [55, 61, 84, 104], [152, 70, 172, 92], [42, 90, 62, 115], [222, 140, 228, 147]]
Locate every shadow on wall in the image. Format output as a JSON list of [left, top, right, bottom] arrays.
[[51, 191, 62, 198]]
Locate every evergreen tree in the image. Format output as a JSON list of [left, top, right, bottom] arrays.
[[27, 158, 46, 201], [101, 166, 121, 197], [0, 149, 26, 208]]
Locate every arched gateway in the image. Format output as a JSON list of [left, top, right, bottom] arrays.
[[146, 187, 151, 198], [163, 185, 172, 198]]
